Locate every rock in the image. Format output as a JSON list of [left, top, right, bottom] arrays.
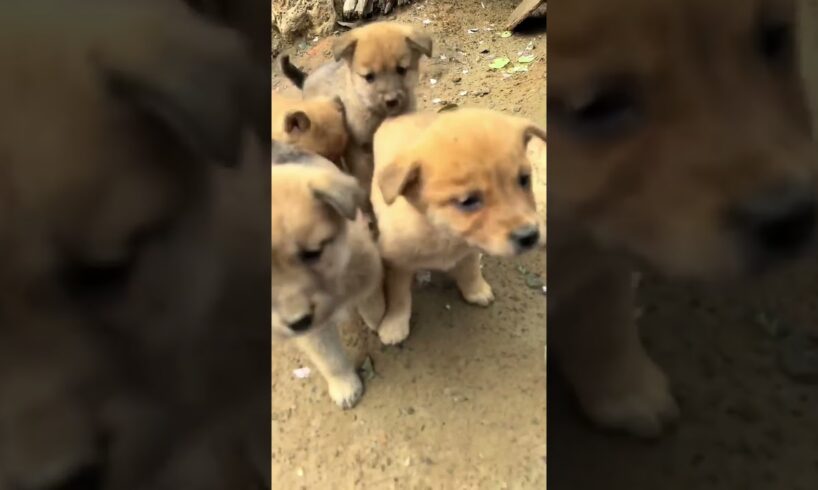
[[453, 76, 462, 83], [272, 0, 337, 42]]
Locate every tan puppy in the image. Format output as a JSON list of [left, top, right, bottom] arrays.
[[279, 21, 432, 190], [0, 0, 265, 487], [271, 145, 385, 408], [550, 0, 817, 437], [370, 108, 546, 345], [271, 93, 349, 166]]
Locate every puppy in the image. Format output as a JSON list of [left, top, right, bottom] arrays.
[[271, 93, 349, 166], [549, 0, 817, 437], [0, 0, 266, 487], [279, 21, 432, 191], [271, 145, 385, 408], [370, 108, 546, 345]]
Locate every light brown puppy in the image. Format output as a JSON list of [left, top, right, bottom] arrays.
[[550, 0, 818, 437], [370, 108, 546, 345], [280, 21, 432, 191], [271, 145, 385, 409], [0, 0, 266, 487], [271, 93, 349, 166]]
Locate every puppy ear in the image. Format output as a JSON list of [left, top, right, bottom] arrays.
[[95, 11, 261, 167], [523, 124, 547, 145], [378, 157, 421, 205], [333, 32, 358, 61], [284, 111, 311, 134], [311, 172, 365, 221], [406, 29, 433, 58]]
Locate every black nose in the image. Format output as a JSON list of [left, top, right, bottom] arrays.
[[733, 187, 817, 259], [510, 225, 540, 251], [385, 97, 400, 109], [288, 314, 313, 332]]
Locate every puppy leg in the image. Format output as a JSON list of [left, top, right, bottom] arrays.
[[376, 266, 414, 345], [552, 260, 678, 438], [448, 252, 495, 306], [293, 326, 363, 409], [357, 278, 385, 332], [344, 144, 375, 196]]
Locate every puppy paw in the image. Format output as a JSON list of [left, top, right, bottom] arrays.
[[581, 358, 679, 439], [460, 279, 495, 306], [377, 316, 410, 345], [327, 372, 364, 409]]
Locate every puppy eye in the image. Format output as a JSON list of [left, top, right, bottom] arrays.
[[396, 66, 408, 76], [299, 248, 323, 264], [518, 173, 532, 189], [454, 193, 483, 212], [758, 21, 793, 64], [362, 73, 376, 83], [552, 85, 642, 139]]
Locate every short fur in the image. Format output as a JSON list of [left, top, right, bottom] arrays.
[[271, 152, 385, 408], [549, 0, 818, 437], [271, 93, 349, 166], [280, 22, 432, 192], [369, 108, 545, 345]]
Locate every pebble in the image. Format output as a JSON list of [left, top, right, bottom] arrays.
[[453, 76, 462, 83]]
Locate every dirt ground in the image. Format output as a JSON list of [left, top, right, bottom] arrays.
[[271, 1, 546, 489]]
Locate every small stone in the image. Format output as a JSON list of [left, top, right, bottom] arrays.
[[445, 304, 451, 310], [459, 90, 468, 96], [296, 468, 304, 477], [453, 76, 462, 83], [430, 78, 438, 85], [423, 19, 432, 26], [432, 98, 444, 104]]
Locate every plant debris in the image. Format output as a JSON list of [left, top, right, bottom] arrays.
[[489, 57, 511, 70]]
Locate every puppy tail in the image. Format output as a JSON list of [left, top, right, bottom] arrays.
[[279, 55, 307, 89]]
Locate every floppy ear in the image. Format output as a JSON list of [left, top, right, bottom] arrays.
[[523, 124, 547, 145], [333, 32, 358, 61], [311, 172, 365, 221], [406, 29, 433, 58], [95, 14, 260, 167], [378, 157, 421, 205], [284, 111, 311, 134]]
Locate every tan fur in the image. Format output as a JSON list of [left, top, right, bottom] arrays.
[[289, 22, 433, 191], [271, 153, 384, 408], [271, 93, 349, 166], [550, 0, 817, 437], [0, 0, 266, 487], [370, 108, 545, 345]]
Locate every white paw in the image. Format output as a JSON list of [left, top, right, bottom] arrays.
[[582, 358, 679, 438], [377, 315, 410, 345], [327, 372, 364, 409], [461, 280, 495, 306]]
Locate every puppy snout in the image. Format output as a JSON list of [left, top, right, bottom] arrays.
[[287, 313, 314, 332], [732, 186, 817, 259], [510, 225, 540, 252], [383, 93, 403, 111]]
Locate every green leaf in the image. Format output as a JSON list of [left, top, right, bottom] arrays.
[[500, 31, 512, 38], [489, 57, 510, 70], [517, 54, 536, 63]]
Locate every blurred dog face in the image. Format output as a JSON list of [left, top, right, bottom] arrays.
[[0, 0, 258, 328], [378, 109, 545, 257], [335, 22, 432, 117], [549, 0, 818, 278], [270, 161, 365, 337], [271, 94, 348, 164]]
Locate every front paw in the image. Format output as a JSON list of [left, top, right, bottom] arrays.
[[580, 356, 679, 438], [377, 315, 410, 345], [460, 279, 495, 306], [327, 372, 364, 409]]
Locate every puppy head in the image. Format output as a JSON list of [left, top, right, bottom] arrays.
[[270, 159, 365, 337], [334, 22, 432, 117], [271, 94, 348, 165], [378, 109, 544, 256], [0, 0, 258, 321], [550, 0, 818, 278]]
